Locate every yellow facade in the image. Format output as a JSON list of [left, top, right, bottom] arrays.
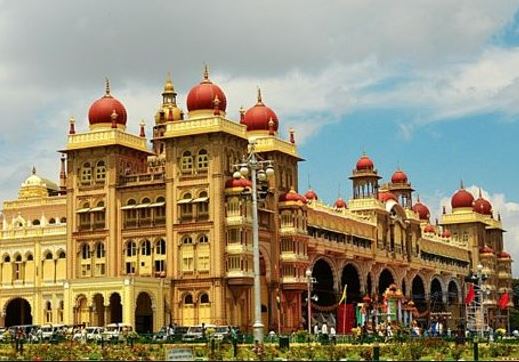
[[0, 73, 513, 333]]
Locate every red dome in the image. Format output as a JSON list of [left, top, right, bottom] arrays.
[[304, 189, 318, 201], [225, 178, 252, 189], [391, 170, 408, 184], [88, 93, 127, 126], [334, 197, 347, 209], [378, 191, 397, 203], [451, 188, 474, 209], [243, 89, 278, 132], [412, 201, 430, 220], [279, 188, 307, 204], [473, 196, 492, 215], [356, 155, 374, 171], [498, 251, 511, 259], [186, 69, 227, 113], [480, 245, 494, 254], [442, 229, 451, 238], [424, 224, 435, 233]]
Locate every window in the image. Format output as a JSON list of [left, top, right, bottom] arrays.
[[141, 240, 151, 256], [196, 191, 209, 219], [95, 242, 105, 258], [81, 244, 90, 260], [139, 198, 151, 223], [27, 253, 34, 261], [155, 239, 166, 255], [126, 241, 137, 257], [184, 294, 194, 305], [93, 201, 105, 228], [45, 301, 52, 323], [154, 197, 166, 224], [197, 149, 208, 170], [227, 197, 240, 217], [32, 219, 40, 226], [200, 293, 209, 304], [126, 262, 136, 274], [155, 260, 165, 273], [60, 217, 67, 224], [95, 161, 106, 182], [179, 193, 193, 220], [49, 218, 56, 224], [45, 252, 53, 260], [181, 151, 193, 172], [183, 236, 193, 244], [3, 255, 10, 263], [198, 234, 208, 244], [81, 162, 92, 184], [58, 251, 65, 259]]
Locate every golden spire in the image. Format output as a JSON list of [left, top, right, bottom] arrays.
[[257, 87, 263, 104], [105, 77, 111, 97], [164, 72, 175, 93]]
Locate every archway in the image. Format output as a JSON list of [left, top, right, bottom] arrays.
[[312, 259, 335, 306], [367, 273, 372, 296], [92, 294, 105, 326], [75, 295, 89, 326], [135, 292, 153, 334], [341, 264, 361, 303], [411, 276, 426, 312], [5, 298, 32, 327], [378, 269, 394, 295], [430, 278, 444, 312], [109, 293, 122, 324], [448, 281, 459, 304]]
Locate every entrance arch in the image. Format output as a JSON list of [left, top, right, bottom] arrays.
[[92, 294, 105, 326], [5, 298, 32, 327], [135, 292, 153, 334], [411, 275, 426, 312], [378, 269, 395, 295], [430, 278, 444, 312], [109, 293, 122, 324], [312, 259, 335, 306], [341, 264, 361, 303]]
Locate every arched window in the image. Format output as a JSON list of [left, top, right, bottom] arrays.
[[32, 219, 40, 226], [155, 239, 166, 255], [45, 252, 53, 260], [195, 191, 209, 220], [126, 241, 137, 257], [181, 151, 193, 173], [15, 254, 22, 262], [197, 149, 208, 170], [184, 294, 194, 305], [141, 240, 151, 256], [198, 234, 209, 244], [81, 162, 92, 184], [182, 236, 193, 244], [200, 293, 210, 304], [139, 198, 152, 224], [3, 255, 10, 263], [95, 242, 105, 258], [48, 218, 56, 224], [95, 160, 106, 182], [81, 244, 90, 260], [58, 251, 66, 259], [93, 201, 105, 229], [26, 253, 34, 261], [60, 217, 67, 224], [45, 301, 52, 323]]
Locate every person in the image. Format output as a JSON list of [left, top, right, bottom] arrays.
[[330, 326, 336, 337], [313, 324, 319, 335], [321, 323, 328, 336]]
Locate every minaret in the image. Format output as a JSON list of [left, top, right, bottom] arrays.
[[59, 154, 67, 194], [388, 168, 414, 208], [349, 153, 381, 199]]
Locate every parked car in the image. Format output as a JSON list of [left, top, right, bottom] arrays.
[[213, 326, 231, 341], [73, 327, 104, 342], [182, 324, 216, 342], [103, 323, 133, 341]]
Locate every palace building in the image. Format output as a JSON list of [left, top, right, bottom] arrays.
[[0, 68, 513, 333]]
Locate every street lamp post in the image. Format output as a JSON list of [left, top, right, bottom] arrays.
[[305, 269, 318, 335], [233, 141, 274, 344]]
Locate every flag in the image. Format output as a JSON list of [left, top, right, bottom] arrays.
[[338, 284, 348, 304], [499, 292, 510, 310], [465, 283, 475, 304]]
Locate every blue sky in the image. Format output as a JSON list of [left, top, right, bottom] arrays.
[[1, 0, 519, 272]]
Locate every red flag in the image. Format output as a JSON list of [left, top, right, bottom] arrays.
[[465, 283, 475, 304], [499, 292, 510, 310]]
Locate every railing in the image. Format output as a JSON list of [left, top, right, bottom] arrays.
[[123, 218, 167, 229], [119, 173, 164, 185]]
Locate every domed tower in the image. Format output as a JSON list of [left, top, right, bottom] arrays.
[[88, 79, 127, 130], [349, 154, 381, 199], [242, 88, 279, 135], [388, 168, 414, 208], [186, 65, 227, 118], [154, 73, 183, 124], [450, 181, 475, 212]]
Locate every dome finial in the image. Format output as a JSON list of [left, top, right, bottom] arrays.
[[105, 77, 111, 97], [478, 187, 482, 198], [257, 87, 263, 104], [416, 194, 420, 202], [460, 179, 464, 189], [164, 72, 175, 92], [203, 64, 209, 81], [32, 166, 36, 175]]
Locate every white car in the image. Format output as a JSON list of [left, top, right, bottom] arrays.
[[103, 323, 133, 341], [73, 327, 104, 342]]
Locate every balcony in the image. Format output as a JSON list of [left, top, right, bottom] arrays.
[[280, 276, 307, 289], [226, 243, 252, 255], [226, 270, 254, 286], [280, 251, 308, 263], [119, 172, 164, 186], [123, 218, 167, 229]]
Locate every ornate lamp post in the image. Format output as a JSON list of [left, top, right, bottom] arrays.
[[305, 269, 318, 334], [233, 140, 274, 344]]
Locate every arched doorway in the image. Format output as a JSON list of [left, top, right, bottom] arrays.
[[378, 269, 394, 295], [312, 259, 335, 306], [5, 298, 32, 327], [430, 278, 444, 312], [92, 294, 105, 326], [341, 264, 361, 303], [75, 295, 89, 326], [448, 281, 459, 304], [411, 276, 426, 312], [135, 292, 153, 334], [109, 293, 122, 324]]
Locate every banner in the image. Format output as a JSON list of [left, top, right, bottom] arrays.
[[337, 304, 355, 334]]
